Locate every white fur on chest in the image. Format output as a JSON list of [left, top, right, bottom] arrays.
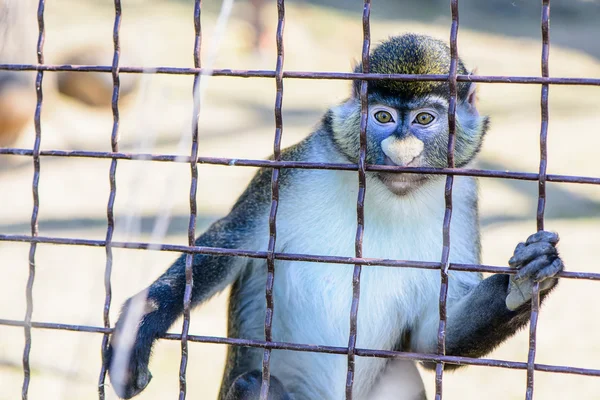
[[267, 170, 480, 399]]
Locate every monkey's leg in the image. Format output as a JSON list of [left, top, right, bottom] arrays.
[[225, 370, 291, 400], [413, 230, 563, 369]]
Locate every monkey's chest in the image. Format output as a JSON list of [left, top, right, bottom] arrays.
[[264, 175, 479, 398], [272, 222, 443, 348], [268, 223, 442, 400], [272, 184, 453, 338]]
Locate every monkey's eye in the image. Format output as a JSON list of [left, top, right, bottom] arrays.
[[374, 111, 394, 124], [414, 112, 435, 125]]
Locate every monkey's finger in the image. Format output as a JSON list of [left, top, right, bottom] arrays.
[[509, 241, 556, 267], [508, 242, 526, 267], [511, 242, 526, 260], [533, 257, 564, 282], [514, 255, 552, 281], [113, 367, 152, 399], [135, 369, 153, 395], [525, 231, 559, 246]]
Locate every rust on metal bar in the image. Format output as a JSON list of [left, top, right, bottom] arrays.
[[345, 1, 371, 399], [2, 318, 600, 379], [526, 1, 551, 399], [259, 0, 285, 398], [1, 233, 599, 280], [434, 1, 460, 398], [1, 148, 599, 185], [2, 63, 600, 86], [177, 1, 202, 398], [21, 1, 46, 399], [97, 1, 122, 399]]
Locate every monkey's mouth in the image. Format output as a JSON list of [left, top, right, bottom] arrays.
[[377, 172, 429, 195], [376, 156, 429, 195]]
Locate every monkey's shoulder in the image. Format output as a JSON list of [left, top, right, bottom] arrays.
[[230, 120, 341, 211]]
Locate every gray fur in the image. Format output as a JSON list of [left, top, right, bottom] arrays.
[[105, 34, 564, 400]]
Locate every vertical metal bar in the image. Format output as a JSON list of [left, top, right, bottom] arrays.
[[435, 0, 460, 398], [22, 1, 45, 399], [98, 1, 122, 398], [345, 1, 370, 398], [526, 1, 550, 399], [178, 1, 201, 398], [259, 0, 285, 398]]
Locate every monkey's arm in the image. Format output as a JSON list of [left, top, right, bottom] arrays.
[[105, 170, 271, 399], [411, 231, 563, 370]]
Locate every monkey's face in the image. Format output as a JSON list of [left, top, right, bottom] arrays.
[[331, 87, 489, 196], [331, 33, 491, 195]]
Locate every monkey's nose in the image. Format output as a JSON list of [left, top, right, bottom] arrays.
[[383, 156, 399, 166], [383, 154, 420, 167], [380, 136, 425, 167]]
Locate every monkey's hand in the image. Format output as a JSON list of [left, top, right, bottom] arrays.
[[506, 231, 564, 311], [104, 296, 155, 399]]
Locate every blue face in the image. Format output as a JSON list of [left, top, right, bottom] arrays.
[[330, 87, 488, 189], [365, 95, 452, 168], [341, 93, 487, 196]]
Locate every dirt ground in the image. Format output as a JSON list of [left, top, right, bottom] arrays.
[[1, 1, 599, 399]]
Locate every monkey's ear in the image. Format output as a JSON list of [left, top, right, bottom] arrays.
[[351, 81, 360, 99], [467, 82, 477, 108], [351, 59, 360, 99], [466, 68, 479, 112]]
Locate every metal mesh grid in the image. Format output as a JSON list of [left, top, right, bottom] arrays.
[[1, 0, 600, 399]]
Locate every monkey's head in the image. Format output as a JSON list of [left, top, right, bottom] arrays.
[[330, 33, 489, 196]]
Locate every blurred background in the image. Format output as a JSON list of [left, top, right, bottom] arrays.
[[0, 0, 599, 399]]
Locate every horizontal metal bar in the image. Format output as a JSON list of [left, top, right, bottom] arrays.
[[0, 63, 600, 86], [1, 148, 598, 185], [0, 318, 598, 377], [0, 234, 597, 281]]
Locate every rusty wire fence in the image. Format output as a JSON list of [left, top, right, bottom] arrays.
[[1, 0, 600, 399]]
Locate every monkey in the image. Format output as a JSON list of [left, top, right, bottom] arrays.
[[104, 33, 564, 400]]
